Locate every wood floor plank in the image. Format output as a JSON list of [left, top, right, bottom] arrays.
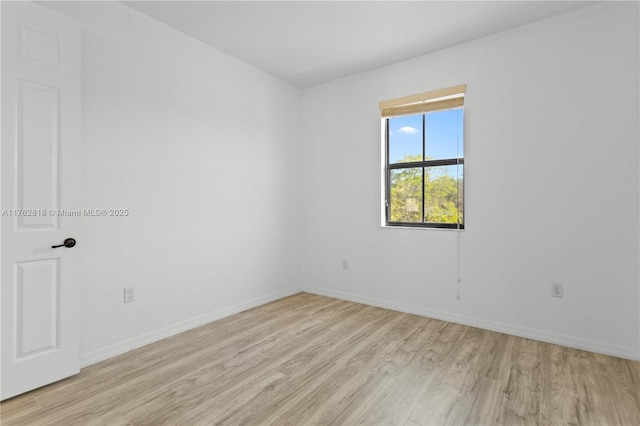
[[408, 326, 503, 425], [335, 317, 443, 426], [575, 350, 640, 426], [183, 306, 402, 425], [0, 394, 40, 422], [263, 314, 432, 426], [1, 293, 639, 426], [71, 311, 335, 424], [496, 337, 542, 426], [538, 342, 553, 426], [123, 303, 385, 424]]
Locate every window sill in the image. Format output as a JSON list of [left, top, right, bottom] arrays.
[[381, 224, 465, 232]]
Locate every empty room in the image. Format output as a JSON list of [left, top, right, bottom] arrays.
[[1, 1, 639, 424]]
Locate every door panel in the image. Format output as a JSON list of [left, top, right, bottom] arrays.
[[18, 21, 61, 71], [1, 1, 81, 400], [16, 258, 59, 358], [17, 79, 60, 230]]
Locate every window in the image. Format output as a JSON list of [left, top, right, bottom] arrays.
[[380, 85, 465, 229]]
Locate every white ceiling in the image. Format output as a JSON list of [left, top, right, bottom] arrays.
[[123, 1, 594, 88]]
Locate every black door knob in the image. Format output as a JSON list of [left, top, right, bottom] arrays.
[[52, 238, 76, 249]]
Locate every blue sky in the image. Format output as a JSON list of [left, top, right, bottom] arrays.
[[388, 108, 463, 163]]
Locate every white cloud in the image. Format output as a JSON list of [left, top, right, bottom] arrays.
[[398, 126, 418, 135]]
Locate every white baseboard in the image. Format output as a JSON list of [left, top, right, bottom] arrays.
[[80, 286, 302, 368], [303, 286, 640, 361]]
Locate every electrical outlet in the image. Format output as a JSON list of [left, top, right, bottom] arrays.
[[124, 287, 135, 303], [342, 259, 349, 270], [551, 283, 563, 298]]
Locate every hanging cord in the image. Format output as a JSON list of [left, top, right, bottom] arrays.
[[456, 228, 461, 299], [456, 107, 462, 300]]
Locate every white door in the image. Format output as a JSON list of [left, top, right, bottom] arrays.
[[1, 1, 81, 400]]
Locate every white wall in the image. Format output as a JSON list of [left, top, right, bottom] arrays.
[[43, 2, 639, 363], [43, 2, 302, 364], [301, 3, 640, 360]]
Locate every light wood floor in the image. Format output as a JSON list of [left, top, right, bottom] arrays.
[[2, 293, 639, 425]]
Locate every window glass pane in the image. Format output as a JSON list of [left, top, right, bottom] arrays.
[[425, 108, 463, 161], [424, 164, 463, 225], [390, 168, 422, 223], [388, 115, 422, 163]]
